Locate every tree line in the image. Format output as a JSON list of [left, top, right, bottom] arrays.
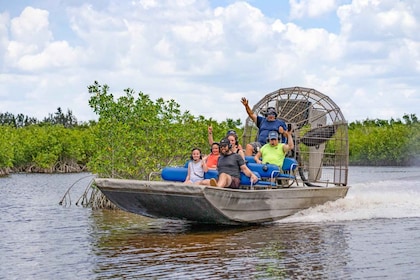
[[1, 81, 419, 177], [348, 114, 420, 166], [0, 107, 81, 128]]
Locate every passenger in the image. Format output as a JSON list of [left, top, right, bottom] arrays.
[[184, 148, 208, 184], [241, 97, 288, 156], [226, 130, 245, 160], [203, 142, 220, 170], [253, 130, 294, 169], [208, 126, 245, 159], [208, 138, 258, 188]]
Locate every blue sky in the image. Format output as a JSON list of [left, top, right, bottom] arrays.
[[1, 0, 419, 123]]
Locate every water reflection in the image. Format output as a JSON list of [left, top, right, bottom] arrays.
[[89, 209, 350, 279]]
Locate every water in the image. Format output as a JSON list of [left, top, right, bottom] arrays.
[[1, 167, 420, 279]]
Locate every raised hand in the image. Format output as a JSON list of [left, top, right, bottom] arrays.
[[241, 97, 248, 106]]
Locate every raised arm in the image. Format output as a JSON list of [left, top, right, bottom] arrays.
[[208, 125, 214, 146], [282, 130, 294, 152], [241, 97, 257, 123]]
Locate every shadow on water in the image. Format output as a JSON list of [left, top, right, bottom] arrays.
[[89, 209, 351, 279]]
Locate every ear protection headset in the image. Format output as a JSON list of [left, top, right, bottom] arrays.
[[226, 134, 239, 146], [226, 129, 237, 136], [190, 147, 202, 160], [219, 138, 232, 149], [264, 107, 278, 118]]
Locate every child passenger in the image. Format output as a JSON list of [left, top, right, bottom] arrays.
[[184, 148, 208, 185], [203, 142, 220, 170]]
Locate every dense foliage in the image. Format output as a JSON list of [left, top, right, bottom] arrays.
[[87, 81, 241, 179], [0, 82, 419, 177], [0, 124, 94, 175], [348, 114, 420, 166]]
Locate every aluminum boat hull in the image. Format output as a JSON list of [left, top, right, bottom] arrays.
[[95, 178, 349, 225]]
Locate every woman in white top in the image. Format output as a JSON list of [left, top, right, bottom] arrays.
[[184, 148, 208, 184]]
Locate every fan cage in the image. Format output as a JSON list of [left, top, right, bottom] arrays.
[[242, 86, 349, 186]]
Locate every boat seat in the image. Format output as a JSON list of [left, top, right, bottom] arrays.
[[204, 169, 218, 179], [158, 166, 275, 189], [246, 162, 280, 178], [239, 171, 275, 189], [161, 167, 188, 182], [160, 167, 218, 182], [147, 160, 191, 180], [271, 157, 299, 188], [246, 158, 298, 188], [245, 156, 256, 163], [243, 164, 277, 189]]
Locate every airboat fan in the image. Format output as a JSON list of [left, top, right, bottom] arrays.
[[242, 86, 349, 187]]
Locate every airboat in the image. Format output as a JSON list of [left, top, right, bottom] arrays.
[[95, 86, 350, 225]]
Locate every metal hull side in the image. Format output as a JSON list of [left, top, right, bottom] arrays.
[[94, 178, 349, 225], [203, 187, 349, 223], [95, 179, 239, 224]]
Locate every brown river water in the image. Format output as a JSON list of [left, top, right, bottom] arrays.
[[1, 167, 420, 279]]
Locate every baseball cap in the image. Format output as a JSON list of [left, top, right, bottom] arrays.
[[219, 138, 230, 147], [268, 131, 279, 140]]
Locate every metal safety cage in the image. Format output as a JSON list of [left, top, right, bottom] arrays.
[[242, 86, 349, 187]]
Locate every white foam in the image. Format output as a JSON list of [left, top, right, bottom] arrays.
[[279, 179, 420, 223]]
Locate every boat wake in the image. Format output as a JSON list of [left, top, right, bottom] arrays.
[[279, 178, 420, 223]]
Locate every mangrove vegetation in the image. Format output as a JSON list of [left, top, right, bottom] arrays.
[[1, 81, 419, 177]]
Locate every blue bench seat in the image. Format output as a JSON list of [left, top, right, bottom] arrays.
[[160, 157, 298, 187], [246, 157, 298, 187]]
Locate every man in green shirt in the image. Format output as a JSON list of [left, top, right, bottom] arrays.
[[253, 130, 294, 169]]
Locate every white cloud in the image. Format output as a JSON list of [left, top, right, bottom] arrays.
[[10, 7, 52, 44], [338, 0, 419, 40], [138, 0, 159, 10], [0, 0, 419, 125], [289, 0, 337, 19]]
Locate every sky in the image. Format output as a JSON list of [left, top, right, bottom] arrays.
[[1, 0, 419, 124]]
